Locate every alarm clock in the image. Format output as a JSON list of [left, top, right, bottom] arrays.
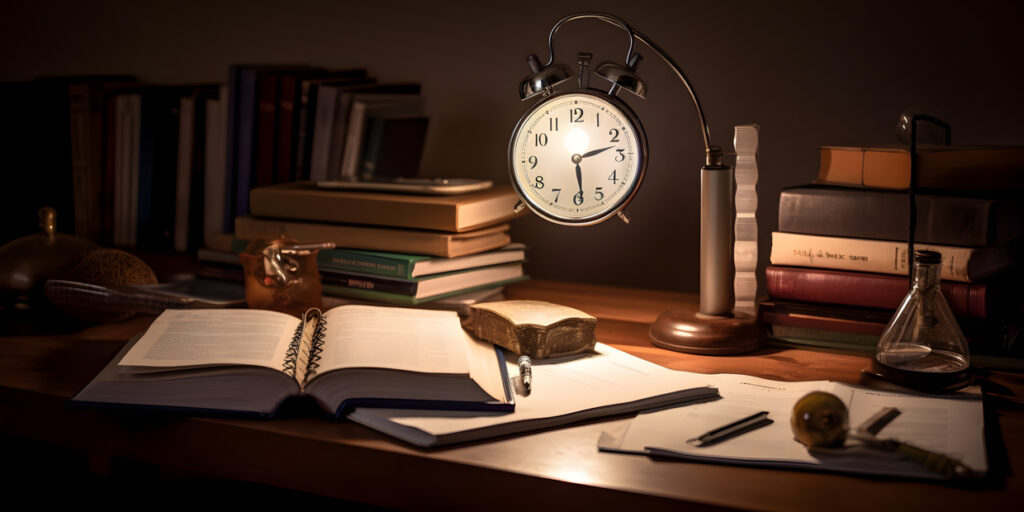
[[509, 49, 648, 226], [509, 90, 647, 226]]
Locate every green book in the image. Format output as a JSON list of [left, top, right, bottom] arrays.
[[316, 243, 525, 279], [323, 270, 528, 305]]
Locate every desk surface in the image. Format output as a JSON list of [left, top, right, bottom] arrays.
[[1, 278, 1022, 511]]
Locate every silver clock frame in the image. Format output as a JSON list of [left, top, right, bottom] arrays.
[[508, 89, 648, 227]]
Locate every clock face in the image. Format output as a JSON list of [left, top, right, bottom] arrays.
[[509, 91, 647, 225]]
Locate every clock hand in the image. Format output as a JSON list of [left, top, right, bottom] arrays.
[[575, 162, 583, 195], [581, 145, 615, 159]]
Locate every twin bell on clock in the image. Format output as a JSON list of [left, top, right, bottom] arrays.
[[509, 44, 649, 226]]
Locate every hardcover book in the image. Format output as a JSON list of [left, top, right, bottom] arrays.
[[321, 262, 526, 305], [817, 145, 1024, 190], [778, 185, 1024, 247], [316, 243, 526, 279], [249, 182, 523, 233], [72, 306, 514, 417], [765, 265, 1004, 319], [234, 217, 511, 258], [769, 232, 1022, 282]]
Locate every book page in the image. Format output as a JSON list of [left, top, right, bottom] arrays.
[[316, 305, 470, 374], [119, 309, 300, 372]]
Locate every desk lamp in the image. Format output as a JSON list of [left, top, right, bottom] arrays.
[[508, 12, 760, 354]]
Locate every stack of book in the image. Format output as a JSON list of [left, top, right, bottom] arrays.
[[199, 181, 527, 306], [765, 145, 1024, 363]]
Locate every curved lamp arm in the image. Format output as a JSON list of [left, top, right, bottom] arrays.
[[541, 12, 719, 165]]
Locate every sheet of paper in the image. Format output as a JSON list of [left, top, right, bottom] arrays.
[[610, 376, 842, 464], [600, 374, 988, 479], [316, 306, 470, 374], [118, 309, 299, 371], [351, 343, 715, 438], [846, 388, 987, 473]]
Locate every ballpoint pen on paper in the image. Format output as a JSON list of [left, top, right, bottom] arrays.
[[687, 411, 773, 447], [518, 355, 532, 392]]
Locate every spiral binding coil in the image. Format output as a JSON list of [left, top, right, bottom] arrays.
[[282, 308, 328, 388], [304, 314, 327, 384]]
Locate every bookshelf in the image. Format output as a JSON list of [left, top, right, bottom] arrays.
[[2, 1, 1023, 293]]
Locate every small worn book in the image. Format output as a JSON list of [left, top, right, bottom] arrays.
[[72, 306, 514, 417]]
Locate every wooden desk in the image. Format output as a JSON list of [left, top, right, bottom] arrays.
[[1, 279, 1021, 510]]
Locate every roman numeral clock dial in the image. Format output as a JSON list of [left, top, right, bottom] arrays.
[[509, 91, 647, 225]]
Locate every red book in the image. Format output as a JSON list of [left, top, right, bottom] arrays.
[[765, 265, 1005, 319], [275, 73, 299, 183], [253, 72, 280, 188]]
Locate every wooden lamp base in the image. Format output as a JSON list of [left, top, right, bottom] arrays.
[[649, 307, 762, 355]]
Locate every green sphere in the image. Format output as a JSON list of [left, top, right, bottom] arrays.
[[790, 391, 849, 448]]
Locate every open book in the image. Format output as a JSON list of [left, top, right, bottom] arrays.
[[73, 306, 513, 417]]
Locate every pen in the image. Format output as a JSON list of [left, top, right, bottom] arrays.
[[687, 411, 772, 447], [518, 355, 532, 392]]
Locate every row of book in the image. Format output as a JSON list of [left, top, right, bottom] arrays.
[[199, 181, 527, 308], [2, 65, 429, 251], [763, 144, 1024, 364]]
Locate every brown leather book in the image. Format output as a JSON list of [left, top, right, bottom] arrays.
[[817, 145, 1024, 190], [234, 216, 511, 258], [249, 183, 524, 233]]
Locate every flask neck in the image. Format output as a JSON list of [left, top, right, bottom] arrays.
[[912, 260, 941, 292]]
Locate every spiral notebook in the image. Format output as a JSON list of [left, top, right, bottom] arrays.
[[72, 306, 513, 418]]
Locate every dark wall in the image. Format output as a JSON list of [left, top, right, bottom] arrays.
[[3, 0, 1022, 293]]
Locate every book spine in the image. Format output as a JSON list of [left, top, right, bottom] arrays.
[[135, 92, 155, 248], [276, 74, 297, 183], [101, 89, 119, 245], [68, 83, 103, 241], [320, 269, 418, 295], [223, 67, 242, 232], [769, 232, 976, 282], [203, 87, 228, 246], [779, 186, 1017, 247], [294, 80, 316, 180], [235, 69, 257, 218], [759, 310, 885, 336], [765, 265, 990, 318], [173, 96, 194, 252], [317, 249, 412, 279], [253, 73, 278, 188]]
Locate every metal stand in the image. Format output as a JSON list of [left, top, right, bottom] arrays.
[[649, 164, 761, 354]]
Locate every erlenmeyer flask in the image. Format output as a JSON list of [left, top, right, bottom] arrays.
[[873, 250, 971, 391]]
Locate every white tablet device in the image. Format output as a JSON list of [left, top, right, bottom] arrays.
[[316, 177, 493, 195]]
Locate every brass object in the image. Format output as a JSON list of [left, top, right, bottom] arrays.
[[0, 207, 97, 309], [239, 239, 335, 317]]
